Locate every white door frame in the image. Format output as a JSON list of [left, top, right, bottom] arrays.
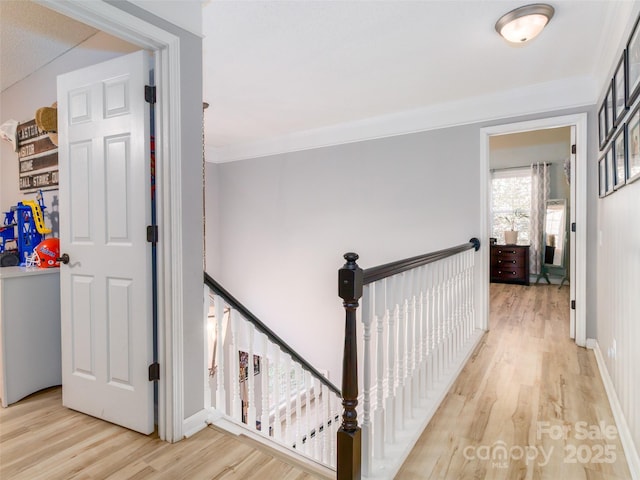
[[37, 0, 186, 441], [479, 113, 588, 347]]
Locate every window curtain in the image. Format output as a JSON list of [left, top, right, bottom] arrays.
[[530, 163, 550, 274]]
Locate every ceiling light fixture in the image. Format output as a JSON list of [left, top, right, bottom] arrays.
[[495, 4, 554, 44]]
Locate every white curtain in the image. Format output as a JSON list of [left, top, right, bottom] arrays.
[[530, 163, 550, 274]]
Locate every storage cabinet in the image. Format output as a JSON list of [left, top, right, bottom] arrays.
[[0, 267, 61, 407], [490, 245, 530, 285]]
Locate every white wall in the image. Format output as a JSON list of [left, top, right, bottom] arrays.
[[595, 5, 640, 467], [0, 32, 139, 227]]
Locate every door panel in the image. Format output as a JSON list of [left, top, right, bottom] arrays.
[[57, 50, 153, 434]]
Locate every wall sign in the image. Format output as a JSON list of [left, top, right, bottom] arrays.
[[17, 119, 58, 192]]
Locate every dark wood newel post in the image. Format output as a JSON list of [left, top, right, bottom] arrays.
[[337, 252, 363, 480]]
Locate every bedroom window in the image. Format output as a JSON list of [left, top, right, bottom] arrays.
[[491, 168, 531, 244]]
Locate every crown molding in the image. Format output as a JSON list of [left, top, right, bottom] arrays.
[[207, 74, 597, 164]]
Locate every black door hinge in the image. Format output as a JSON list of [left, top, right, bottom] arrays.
[[571, 144, 576, 154], [147, 225, 158, 244], [571, 222, 576, 232], [145, 85, 156, 104], [571, 300, 576, 310], [149, 362, 160, 381]]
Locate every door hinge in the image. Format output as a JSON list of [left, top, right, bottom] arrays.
[[571, 222, 576, 232], [571, 144, 576, 154], [147, 225, 158, 244], [145, 85, 156, 104], [149, 362, 160, 381], [571, 300, 576, 310]]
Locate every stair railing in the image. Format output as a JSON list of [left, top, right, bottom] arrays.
[[337, 238, 482, 480], [204, 272, 342, 470]]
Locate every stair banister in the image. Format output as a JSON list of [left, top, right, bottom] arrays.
[[204, 272, 341, 396], [337, 253, 363, 480], [337, 238, 481, 480]]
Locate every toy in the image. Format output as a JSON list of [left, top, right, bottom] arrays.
[[0, 190, 54, 267]]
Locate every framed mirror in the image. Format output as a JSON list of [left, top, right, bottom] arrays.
[[536, 198, 568, 286], [543, 199, 566, 267]]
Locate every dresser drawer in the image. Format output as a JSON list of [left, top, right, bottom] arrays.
[[492, 247, 525, 259], [492, 267, 526, 281], [490, 244, 530, 285]]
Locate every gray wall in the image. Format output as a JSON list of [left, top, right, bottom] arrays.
[[208, 125, 482, 383], [206, 104, 597, 383]]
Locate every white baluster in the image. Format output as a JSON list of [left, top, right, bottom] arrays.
[[261, 334, 269, 436], [446, 258, 453, 368], [247, 323, 257, 430], [322, 383, 330, 465], [229, 310, 241, 422], [329, 390, 337, 467], [395, 272, 405, 431], [214, 295, 227, 413], [314, 376, 321, 461], [273, 347, 282, 441], [409, 269, 419, 413], [386, 275, 397, 443], [420, 265, 429, 398], [374, 279, 386, 458], [204, 286, 212, 410], [284, 354, 293, 445], [436, 261, 444, 380], [302, 369, 313, 455], [468, 249, 475, 336], [294, 362, 303, 450], [361, 284, 372, 475]]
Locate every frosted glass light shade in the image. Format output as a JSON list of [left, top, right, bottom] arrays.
[[495, 4, 554, 44]]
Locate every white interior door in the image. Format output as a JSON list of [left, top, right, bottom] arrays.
[[57, 50, 154, 434]]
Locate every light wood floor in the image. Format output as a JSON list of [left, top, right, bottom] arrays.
[[0, 387, 317, 479], [1, 284, 631, 479], [397, 283, 631, 480]]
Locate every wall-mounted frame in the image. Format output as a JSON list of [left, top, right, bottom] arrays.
[[613, 51, 628, 127], [605, 145, 615, 195], [599, 99, 608, 150], [627, 15, 640, 107], [606, 84, 615, 140], [613, 126, 627, 189], [598, 156, 607, 198], [627, 103, 640, 184]]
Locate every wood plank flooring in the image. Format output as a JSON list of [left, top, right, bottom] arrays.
[[0, 387, 316, 479], [397, 283, 631, 480], [0, 283, 631, 479]]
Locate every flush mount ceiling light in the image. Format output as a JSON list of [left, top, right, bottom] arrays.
[[495, 4, 555, 43]]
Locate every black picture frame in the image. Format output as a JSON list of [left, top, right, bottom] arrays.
[[627, 14, 640, 107], [627, 103, 640, 183], [598, 156, 607, 198], [613, 51, 628, 127], [613, 126, 627, 189], [598, 100, 608, 150], [605, 145, 615, 195], [606, 84, 615, 140]]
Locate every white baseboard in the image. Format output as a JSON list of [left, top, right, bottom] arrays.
[[182, 408, 209, 438], [587, 338, 640, 480]]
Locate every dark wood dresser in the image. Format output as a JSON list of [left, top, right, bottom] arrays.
[[490, 245, 530, 285]]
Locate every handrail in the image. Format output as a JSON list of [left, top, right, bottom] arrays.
[[204, 271, 342, 397], [362, 237, 480, 285]]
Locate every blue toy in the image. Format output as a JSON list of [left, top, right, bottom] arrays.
[[0, 190, 51, 266]]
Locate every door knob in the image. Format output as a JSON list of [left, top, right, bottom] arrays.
[[57, 253, 70, 264]]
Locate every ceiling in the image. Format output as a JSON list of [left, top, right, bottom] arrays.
[[0, 1, 98, 92], [2, 1, 636, 162]]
